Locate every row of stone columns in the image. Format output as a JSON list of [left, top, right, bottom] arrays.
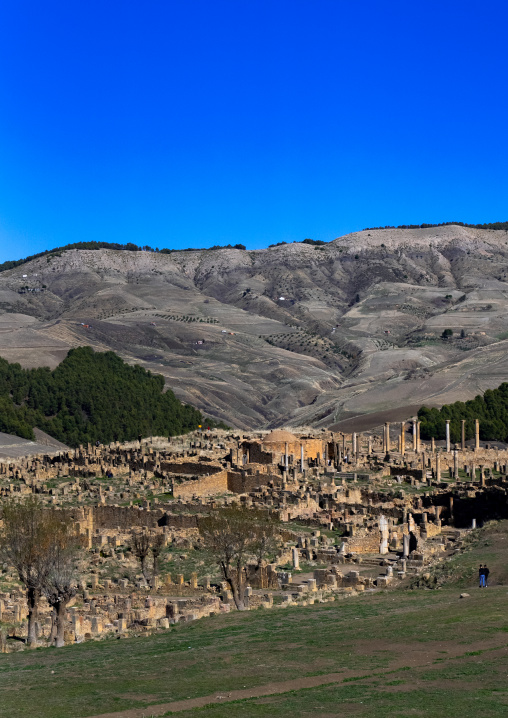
[[386, 417, 482, 456]]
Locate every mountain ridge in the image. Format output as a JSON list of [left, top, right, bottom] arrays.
[[2, 224, 508, 430]]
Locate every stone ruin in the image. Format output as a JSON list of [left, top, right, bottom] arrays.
[[1, 419, 506, 650]]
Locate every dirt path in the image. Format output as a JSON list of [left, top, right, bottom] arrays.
[[84, 637, 508, 718]]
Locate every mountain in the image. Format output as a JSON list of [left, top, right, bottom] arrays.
[[2, 224, 508, 430]]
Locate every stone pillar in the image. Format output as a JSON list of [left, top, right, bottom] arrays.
[[300, 444, 304, 471], [431, 437, 435, 453], [412, 419, 417, 451], [400, 422, 405, 455], [379, 515, 389, 555], [285, 443, 289, 470], [475, 419, 480, 451], [292, 547, 300, 570], [453, 451, 459, 479], [368, 438, 372, 454], [446, 421, 451, 453], [352, 432, 357, 456], [403, 533, 410, 558], [461, 419, 466, 451], [436, 454, 441, 481], [416, 421, 421, 453], [471, 518, 476, 529]]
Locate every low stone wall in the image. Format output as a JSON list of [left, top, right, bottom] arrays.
[[227, 470, 282, 494], [173, 470, 228, 498], [161, 461, 223, 476], [343, 534, 380, 554]]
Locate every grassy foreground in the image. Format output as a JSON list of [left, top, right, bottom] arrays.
[[1, 523, 508, 718]]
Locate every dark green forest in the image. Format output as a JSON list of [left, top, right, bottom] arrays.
[[363, 220, 508, 231], [0, 347, 203, 447], [418, 383, 508, 443]]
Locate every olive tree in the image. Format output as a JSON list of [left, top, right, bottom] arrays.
[[198, 506, 280, 610]]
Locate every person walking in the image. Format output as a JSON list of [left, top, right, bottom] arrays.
[[484, 564, 490, 587], [479, 564, 486, 588]]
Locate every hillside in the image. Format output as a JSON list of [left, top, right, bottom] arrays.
[[2, 225, 508, 429], [0, 347, 201, 446], [1, 521, 508, 718]]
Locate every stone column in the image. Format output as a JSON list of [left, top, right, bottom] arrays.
[[352, 432, 357, 456], [300, 444, 304, 471], [385, 422, 390, 453], [453, 450, 459, 479], [379, 515, 389, 555], [292, 547, 300, 570], [416, 421, 421, 453], [431, 437, 435, 453], [436, 453, 441, 481], [403, 532, 410, 558], [285, 443, 289, 470], [400, 422, 405, 455], [368, 438, 372, 454], [461, 419, 466, 451], [412, 419, 417, 451], [475, 419, 480, 451], [446, 420, 451, 453]]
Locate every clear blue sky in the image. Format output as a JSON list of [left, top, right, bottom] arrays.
[[1, 0, 507, 262]]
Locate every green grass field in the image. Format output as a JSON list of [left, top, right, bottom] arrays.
[[1, 522, 508, 718]]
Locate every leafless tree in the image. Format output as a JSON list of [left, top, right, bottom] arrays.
[[43, 523, 84, 647], [0, 497, 61, 646], [150, 533, 165, 584], [131, 531, 152, 582], [198, 507, 280, 610]]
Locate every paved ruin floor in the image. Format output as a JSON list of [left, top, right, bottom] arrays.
[[2, 521, 508, 718]]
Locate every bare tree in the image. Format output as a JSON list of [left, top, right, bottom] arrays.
[[0, 497, 61, 646], [150, 533, 165, 585], [43, 522, 84, 647], [131, 531, 152, 582], [198, 507, 280, 610]]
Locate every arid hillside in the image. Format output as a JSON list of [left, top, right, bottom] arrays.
[[2, 224, 508, 429]]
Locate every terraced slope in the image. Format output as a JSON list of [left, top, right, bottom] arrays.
[[2, 224, 508, 428]]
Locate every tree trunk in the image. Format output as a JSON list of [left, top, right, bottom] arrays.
[[49, 607, 57, 644], [54, 600, 68, 648], [26, 586, 40, 647], [230, 582, 246, 611], [223, 564, 246, 611], [141, 557, 150, 582]]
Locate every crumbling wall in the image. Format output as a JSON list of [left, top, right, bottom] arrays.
[[227, 470, 282, 494], [161, 461, 223, 476], [173, 470, 228, 498]]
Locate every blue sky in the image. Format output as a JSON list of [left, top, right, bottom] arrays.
[[1, 1, 507, 262]]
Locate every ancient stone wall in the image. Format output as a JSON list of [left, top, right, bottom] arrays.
[[242, 443, 274, 465], [173, 470, 228, 498], [227, 470, 282, 494], [344, 534, 380, 553], [161, 461, 223, 476]]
